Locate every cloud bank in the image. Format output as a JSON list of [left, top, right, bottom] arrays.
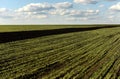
[[0, 0, 119, 24], [74, 0, 98, 4], [109, 2, 120, 11]]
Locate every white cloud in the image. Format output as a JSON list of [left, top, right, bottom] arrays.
[[54, 2, 73, 9], [15, 2, 73, 19], [106, 0, 117, 1], [51, 9, 100, 21], [49, 9, 69, 15], [0, 1, 120, 24], [0, 8, 14, 19], [74, 0, 98, 4], [0, 6, 48, 20], [16, 3, 54, 12], [73, 0, 118, 4], [68, 9, 99, 17], [108, 15, 114, 19], [50, 9, 99, 16], [0, 8, 9, 12], [15, 3, 55, 19], [109, 2, 120, 11], [29, 14, 48, 19], [67, 17, 88, 21], [65, 9, 100, 21], [99, 4, 104, 7], [16, 2, 72, 13]]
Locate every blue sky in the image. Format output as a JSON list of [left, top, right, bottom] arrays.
[[0, 0, 120, 24]]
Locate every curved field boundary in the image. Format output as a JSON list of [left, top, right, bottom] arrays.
[[0, 25, 120, 43]]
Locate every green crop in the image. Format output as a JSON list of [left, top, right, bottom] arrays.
[[0, 25, 120, 79]]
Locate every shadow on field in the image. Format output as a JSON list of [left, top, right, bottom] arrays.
[[0, 25, 119, 43]]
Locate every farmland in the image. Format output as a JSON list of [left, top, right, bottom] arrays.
[[0, 25, 120, 79], [0, 25, 91, 32]]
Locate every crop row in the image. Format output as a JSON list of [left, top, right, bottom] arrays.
[[0, 27, 120, 79]]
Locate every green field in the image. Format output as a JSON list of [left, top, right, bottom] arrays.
[[0, 25, 118, 32], [0, 25, 120, 79], [0, 25, 88, 32]]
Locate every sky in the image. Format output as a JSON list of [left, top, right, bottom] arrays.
[[0, 0, 120, 24]]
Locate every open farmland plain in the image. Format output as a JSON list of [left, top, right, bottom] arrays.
[[0, 25, 120, 79]]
